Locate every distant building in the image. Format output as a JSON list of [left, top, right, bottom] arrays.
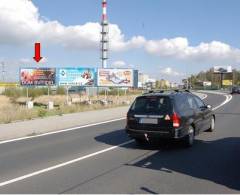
[[156, 79, 171, 89], [138, 73, 156, 89], [138, 73, 149, 88], [145, 78, 156, 89], [138, 73, 149, 85], [170, 82, 178, 88]]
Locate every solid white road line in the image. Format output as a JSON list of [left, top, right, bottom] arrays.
[[202, 94, 208, 100], [0, 117, 125, 145], [212, 94, 232, 111], [213, 95, 232, 110], [197, 90, 232, 110], [0, 140, 134, 187], [0, 92, 232, 188]]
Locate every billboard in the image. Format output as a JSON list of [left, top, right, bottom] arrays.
[[97, 68, 133, 87], [203, 81, 212, 87], [222, 80, 233, 86], [213, 66, 232, 73], [20, 68, 56, 86], [57, 68, 96, 86]]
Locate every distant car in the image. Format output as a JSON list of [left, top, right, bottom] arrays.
[[231, 86, 240, 94], [125, 90, 215, 147]]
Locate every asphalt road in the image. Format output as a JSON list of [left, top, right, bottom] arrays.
[[0, 92, 239, 193]]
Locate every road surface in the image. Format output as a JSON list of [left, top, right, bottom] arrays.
[[0, 92, 239, 193]]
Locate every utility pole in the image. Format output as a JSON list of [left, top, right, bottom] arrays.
[[1, 62, 6, 82]]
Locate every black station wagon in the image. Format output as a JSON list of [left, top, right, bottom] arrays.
[[125, 90, 215, 147]]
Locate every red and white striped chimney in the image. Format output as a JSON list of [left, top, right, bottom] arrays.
[[101, 0, 109, 68], [102, 0, 107, 21]]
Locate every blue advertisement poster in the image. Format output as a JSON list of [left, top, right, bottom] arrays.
[[57, 68, 96, 86]]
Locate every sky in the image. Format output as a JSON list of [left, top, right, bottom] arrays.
[[0, 0, 240, 82]]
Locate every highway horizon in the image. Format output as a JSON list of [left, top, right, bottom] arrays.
[[0, 91, 239, 193]]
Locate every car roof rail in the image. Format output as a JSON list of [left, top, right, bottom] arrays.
[[142, 89, 165, 95], [172, 89, 191, 93]]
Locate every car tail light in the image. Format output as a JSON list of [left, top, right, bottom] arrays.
[[172, 112, 181, 128]]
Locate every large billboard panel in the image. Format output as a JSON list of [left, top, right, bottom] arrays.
[[213, 66, 232, 73], [203, 81, 212, 87], [20, 68, 56, 86], [97, 68, 134, 87], [57, 68, 96, 86], [222, 80, 233, 86]]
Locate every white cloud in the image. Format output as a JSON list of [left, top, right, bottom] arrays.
[[0, 0, 240, 65], [19, 57, 48, 64], [19, 58, 32, 63], [145, 38, 189, 58], [160, 67, 183, 76], [0, 0, 145, 52], [128, 64, 135, 68], [145, 37, 240, 63], [111, 60, 136, 69], [112, 60, 126, 67]]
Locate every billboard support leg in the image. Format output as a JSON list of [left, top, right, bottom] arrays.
[[66, 86, 69, 105], [220, 73, 223, 89], [48, 86, 50, 96], [117, 88, 120, 105], [104, 88, 107, 100], [87, 87, 89, 101], [232, 72, 234, 87], [26, 87, 29, 99], [97, 87, 99, 99]]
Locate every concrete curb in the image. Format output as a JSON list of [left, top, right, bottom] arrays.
[[0, 106, 130, 141]]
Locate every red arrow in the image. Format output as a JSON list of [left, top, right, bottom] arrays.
[[33, 42, 43, 63]]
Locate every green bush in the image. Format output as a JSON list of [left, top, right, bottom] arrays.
[[3, 88, 25, 99], [56, 86, 66, 95], [38, 108, 47, 117], [28, 88, 50, 98], [99, 89, 127, 96], [3, 87, 52, 99]]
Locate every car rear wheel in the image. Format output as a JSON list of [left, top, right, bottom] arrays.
[[184, 125, 195, 147], [208, 116, 215, 132]]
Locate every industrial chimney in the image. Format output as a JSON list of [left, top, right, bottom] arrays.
[[100, 0, 109, 68]]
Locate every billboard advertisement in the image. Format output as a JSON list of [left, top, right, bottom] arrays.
[[97, 68, 134, 87], [222, 80, 233, 86], [203, 81, 212, 87], [57, 68, 96, 86], [213, 66, 232, 73], [20, 68, 56, 86]]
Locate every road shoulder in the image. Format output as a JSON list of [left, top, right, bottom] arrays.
[[0, 91, 207, 142]]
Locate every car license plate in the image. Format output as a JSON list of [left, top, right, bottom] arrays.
[[140, 118, 158, 124]]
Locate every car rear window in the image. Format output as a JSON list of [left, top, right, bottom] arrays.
[[130, 96, 172, 115]]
